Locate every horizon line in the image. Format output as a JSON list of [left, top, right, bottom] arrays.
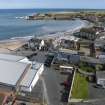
[[0, 8, 105, 10]]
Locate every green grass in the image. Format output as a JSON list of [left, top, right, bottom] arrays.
[[80, 66, 95, 72], [79, 62, 96, 73], [71, 73, 88, 99]]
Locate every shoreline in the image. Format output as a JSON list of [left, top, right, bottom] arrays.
[[0, 19, 92, 42], [0, 19, 93, 53], [37, 20, 93, 40]]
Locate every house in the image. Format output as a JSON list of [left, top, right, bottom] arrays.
[[96, 71, 105, 88], [52, 48, 80, 68], [93, 26, 105, 32], [95, 35, 105, 51], [59, 36, 80, 50], [0, 53, 44, 93], [74, 28, 99, 40], [96, 53, 105, 60], [53, 35, 80, 50], [28, 38, 45, 50]]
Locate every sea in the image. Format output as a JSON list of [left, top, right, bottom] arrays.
[[0, 9, 104, 40]]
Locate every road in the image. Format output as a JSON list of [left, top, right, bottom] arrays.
[[32, 51, 68, 105]]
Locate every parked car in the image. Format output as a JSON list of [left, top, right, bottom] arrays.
[[94, 84, 103, 89]]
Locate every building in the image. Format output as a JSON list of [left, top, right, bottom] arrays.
[[0, 53, 44, 93], [28, 38, 45, 50], [20, 61, 44, 92], [96, 53, 105, 60], [59, 36, 80, 50], [95, 35, 105, 51], [74, 28, 99, 40], [0, 53, 31, 63], [0, 59, 30, 92], [96, 71, 105, 88], [53, 35, 80, 50], [81, 56, 105, 65], [52, 48, 80, 69]]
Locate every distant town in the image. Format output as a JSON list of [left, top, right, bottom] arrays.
[[1, 10, 105, 105]]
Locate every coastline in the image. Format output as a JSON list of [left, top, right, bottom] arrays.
[[0, 19, 93, 53], [37, 20, 93, 40]]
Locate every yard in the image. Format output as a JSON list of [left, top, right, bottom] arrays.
[[79, 62, 96, 73], [71, 72, 88, 99]]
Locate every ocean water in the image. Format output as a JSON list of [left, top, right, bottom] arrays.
[[0, 9, 91, 40]]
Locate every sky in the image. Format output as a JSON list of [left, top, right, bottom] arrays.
[[0, 0, 105, 9]]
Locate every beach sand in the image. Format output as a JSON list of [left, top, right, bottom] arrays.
[[0, 40, 27, 53]]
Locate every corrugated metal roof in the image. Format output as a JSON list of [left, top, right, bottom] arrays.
[[20, 62, 43, 87], [0, 53, 25, 62], [20, 69, 37, 87], [0, 60, 29, 86]]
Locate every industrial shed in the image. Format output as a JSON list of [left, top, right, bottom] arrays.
[[0, 53, 44, 93]]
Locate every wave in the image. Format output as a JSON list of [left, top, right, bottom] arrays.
[[15, 16, 28, 19], [10, 35, 34, 40], [0, 35, 34, 43]]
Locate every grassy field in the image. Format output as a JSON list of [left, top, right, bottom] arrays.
[[71, 73, 88, 99]]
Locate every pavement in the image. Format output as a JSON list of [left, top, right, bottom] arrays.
[[15, 51, 73, 105], [70, 99, 105, 105], [88, 82, 105, 99], [28, 51, 72, 105], [42, 67, 68, 105]]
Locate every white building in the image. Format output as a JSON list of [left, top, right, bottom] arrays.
[[28, 38, 45, 50], [0, 53, 44, 93], [20, 62, 44, 92]]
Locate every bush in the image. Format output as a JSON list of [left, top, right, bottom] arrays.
[[79, 62, 96, 72]]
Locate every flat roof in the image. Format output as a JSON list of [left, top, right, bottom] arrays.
[[0, 60, 29, 86], [60, 65, 73, 69], [20, 69, 37, 87], [20, 62, 43, 87], [32, 61, 42, 70], [96, 71, 105, 79], [0, 53, 25, 62], [81, 56, 105, 64], [59, 48, 78, 55], [60, 35, 80, 42]]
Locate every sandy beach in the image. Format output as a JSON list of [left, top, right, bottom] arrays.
[[0, 39, 28, 53]]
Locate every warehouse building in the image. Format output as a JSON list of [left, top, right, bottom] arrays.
[[0, 53, 44, 93]]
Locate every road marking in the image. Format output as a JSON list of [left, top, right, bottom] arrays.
[[40, 77, 50, 105]]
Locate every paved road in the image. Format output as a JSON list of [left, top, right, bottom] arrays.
[[32, 51, 68, 105], [30, 51, 47, 63], [43, 67, 66, 105], [88, 82, 105, 99], [71, 99, 105, 105]]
